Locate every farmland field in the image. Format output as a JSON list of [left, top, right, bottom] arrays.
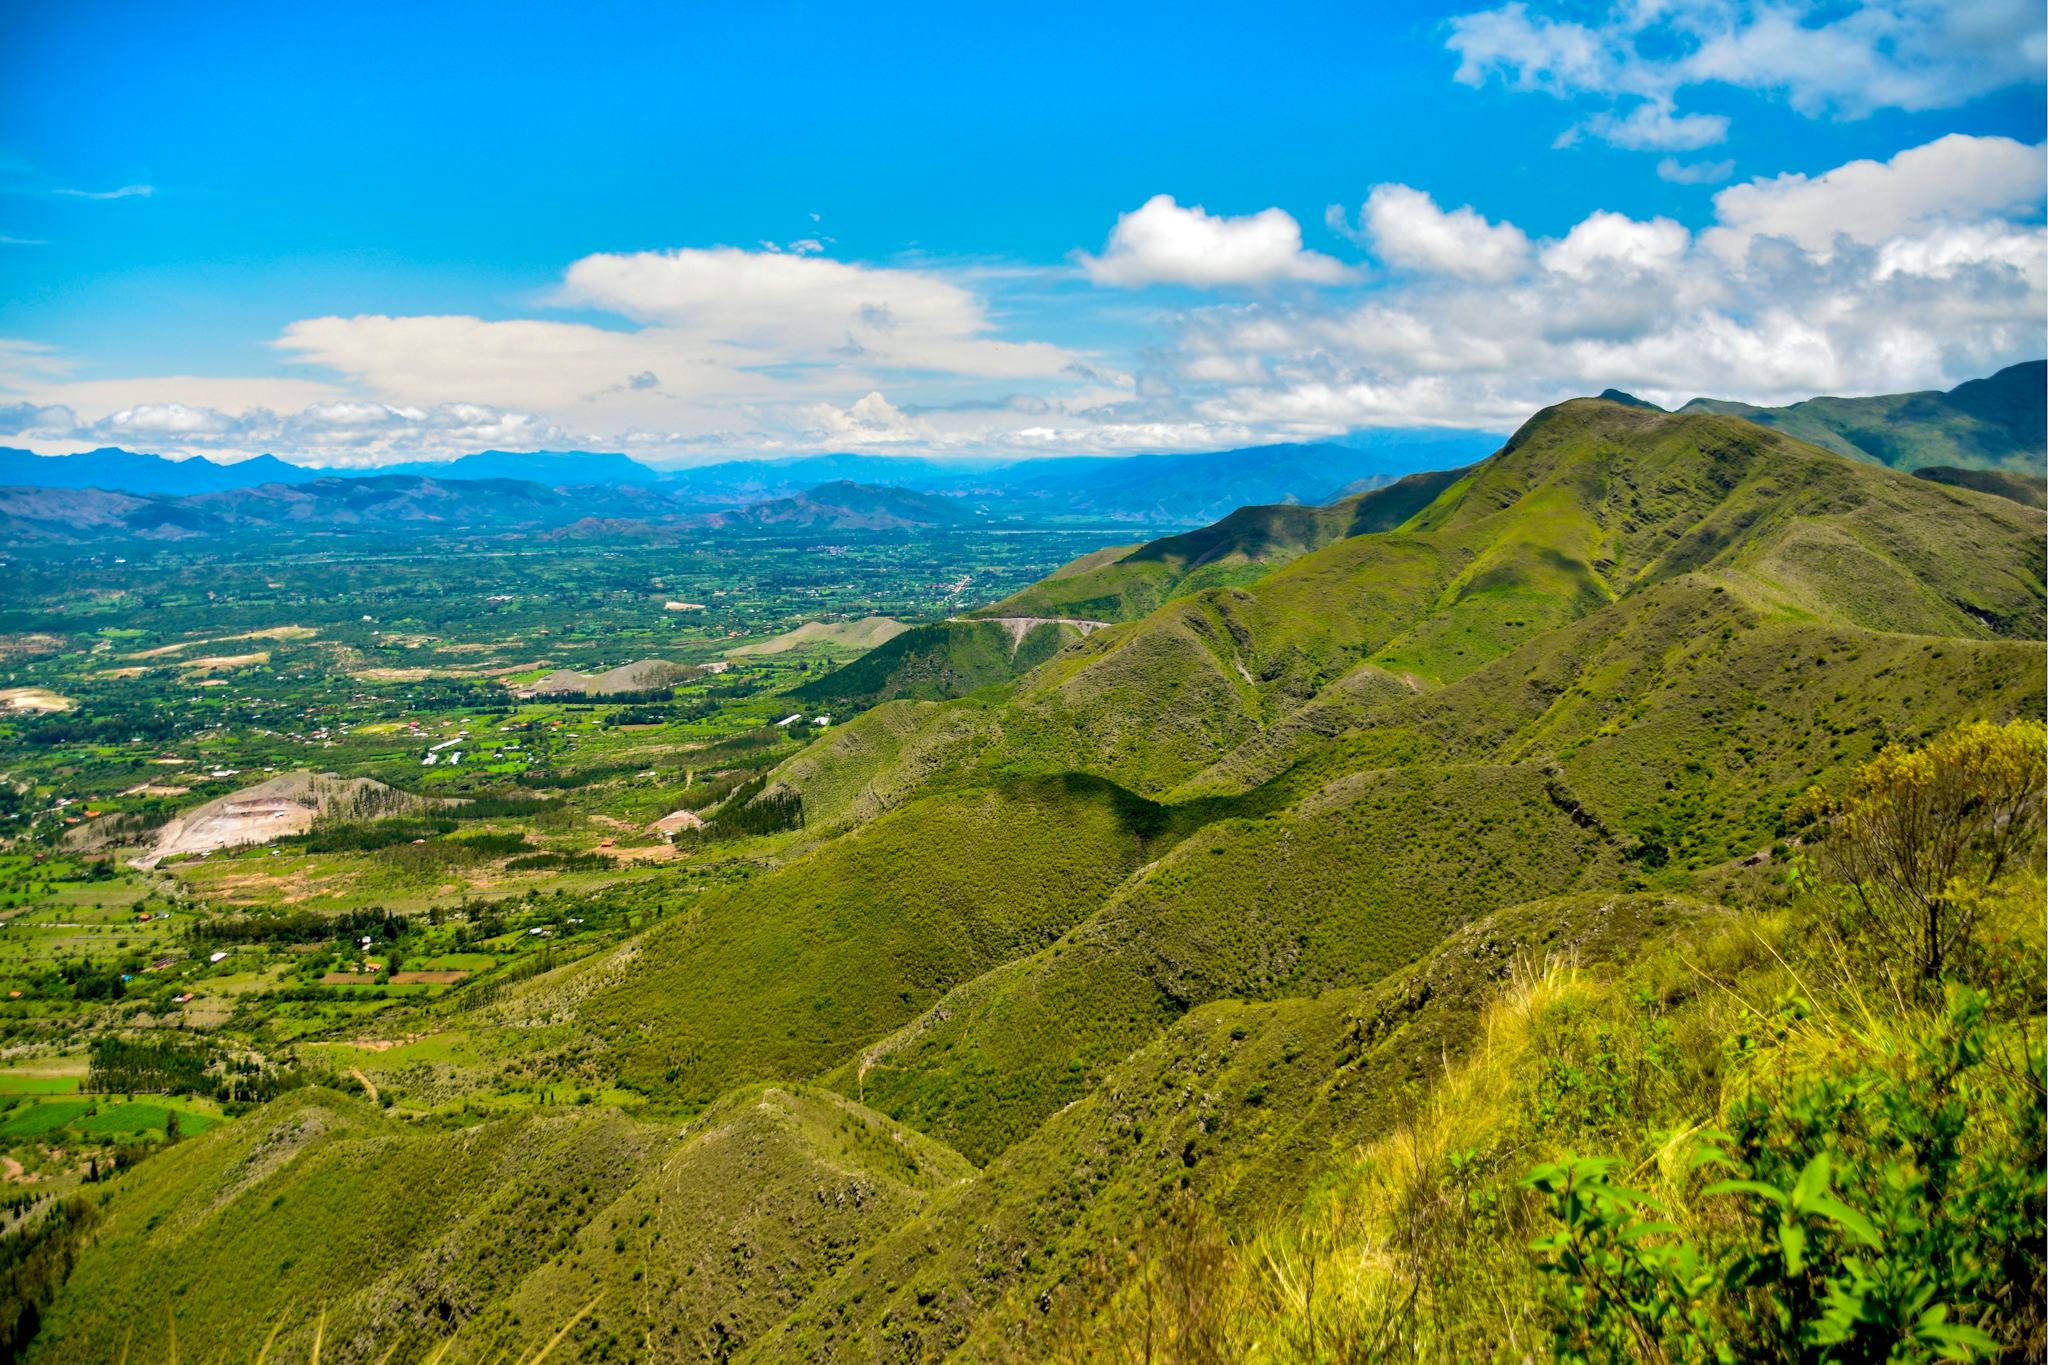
[[0, 526, 1120, 1201]]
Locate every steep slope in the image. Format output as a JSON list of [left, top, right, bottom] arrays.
[[829, 760, 1625, 1163], [572, 777, 1169, 1107], [1680, 360, 2046, 472], [445, 1086, 974, 1363], [747, 893, 1727, 1363], [790, 617, 1090, 711], [976, 465, 1469, 623], [994, 400, 2042, 791], [28, 1085, 971, 1364], [815, 575, 2044, 1166], [1914, 464, 2048, 508], [27, 1091, 667, 1362]]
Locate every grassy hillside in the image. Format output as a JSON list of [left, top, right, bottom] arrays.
[[1915, 463, 2048, 508], [28, 1084, 974, 1364], [978, 465, 1469, 623], [828, 760, 1623, 1162], [28, 1090, 668, 1361], [1680, 360, 2046, 472], [899, 400, 2043, 799], [446, 1085, 974, 1362], [790, 617, 1083, 711], [1001, 851, 2046, 1361], [749, 892, 1729, 1363], [18, 390, 2045, 1363], [573, 777, 1168, 1106]]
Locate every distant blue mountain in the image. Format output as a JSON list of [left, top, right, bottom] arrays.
[[654, 433, 1503, 525], [0, 431, 1507, 527], [377, 449, 663, 484], [0, 447, 322, 496]]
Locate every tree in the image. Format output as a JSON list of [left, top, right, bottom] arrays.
[[1798, 719, 2045, 986]]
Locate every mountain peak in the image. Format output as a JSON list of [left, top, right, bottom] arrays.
[[1596, 389, 1664, 411]]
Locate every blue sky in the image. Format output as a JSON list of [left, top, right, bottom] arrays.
[[2, 0, 2042, 464]]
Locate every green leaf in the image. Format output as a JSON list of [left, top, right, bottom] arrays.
[[1778, 1218, 1806, 1275], [1790, 1152, 1832, 1210], [1702, 1178, 1787, 1205], [1805, 1193, 1880, 1247]]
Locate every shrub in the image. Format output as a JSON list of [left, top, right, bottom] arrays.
[[1796, 718, 2045, 987]]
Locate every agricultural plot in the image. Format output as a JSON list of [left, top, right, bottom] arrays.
[[0, 527, 1123, 1206]]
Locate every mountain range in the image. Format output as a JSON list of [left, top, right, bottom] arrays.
[[0, 475, 991, 546], [3, 364, 2037, 525], [0, 435, 1490, 529], [28, 381, 2045, 1362]]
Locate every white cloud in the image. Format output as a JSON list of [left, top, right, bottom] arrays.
[[1705, 134, 2047, 257], [1450, 0, 2047, 150], [1578, 100, 1729, 151], [1077, 195, 1354, 288], [94, 402, 245, 439], [7, 134, 2042, 462], [1353, 185, 1530, 283], [52, 184, 155, 200], [800, 391, 928, 446], [1656, 157, 1735, 185], [0, 401, 76, 437], [1540, 211, 1691, 279], [558, 246, 1075, 378], [1163, 135, 2046, 436]]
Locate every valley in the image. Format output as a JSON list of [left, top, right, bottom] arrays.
[[0, 392, 2041, 1362]]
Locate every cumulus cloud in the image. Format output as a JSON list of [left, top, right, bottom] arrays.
[[0, 401, 76, 436], [1077, 195, 1355, 288], [1162, 135, 2045, 437], [1539, 211, 1691, 279], [1348, 185, 1531, 282], [800, 391, 928, 445], [8, 132, 2042, 461], [0, 392, 567, 466], [1705, 134, 2047, 257], [1450, 0, 2047, 150], [557, 246, 1075, 377]]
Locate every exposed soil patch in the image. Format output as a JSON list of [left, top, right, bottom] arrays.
[[178, 652, 270, 672], [135, 771, 425, 869], [0, 687, 74, 712]]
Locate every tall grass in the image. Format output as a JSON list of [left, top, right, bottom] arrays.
[[1011, 865, 2044, 1362]]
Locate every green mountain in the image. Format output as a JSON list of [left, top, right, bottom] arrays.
[[789, 617, 1091, 711], [973, 465, 1468, 623], [1913, 463, 2048, 508], [23, 394, 2045, 1363], [1679, 360, 2046, 472]]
